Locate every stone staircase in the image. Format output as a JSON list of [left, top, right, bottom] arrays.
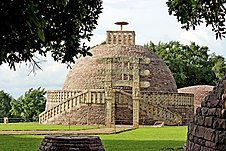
[[39, 89, 105, 124], [39, 89, 183, 125]]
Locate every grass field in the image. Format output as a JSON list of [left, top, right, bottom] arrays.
[[0, 122, 100, 131], [0, 123, 187, 151]]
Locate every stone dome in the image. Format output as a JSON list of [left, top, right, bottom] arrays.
[[178, 85, 214, 113], [63, 44, 177, 92]]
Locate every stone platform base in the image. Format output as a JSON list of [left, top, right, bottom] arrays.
[[38, 135, 105, 151]]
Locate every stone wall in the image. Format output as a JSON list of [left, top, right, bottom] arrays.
[[46, 104, 106, 125], [45, 104, 160, 126], [184, 78, 226, 151]]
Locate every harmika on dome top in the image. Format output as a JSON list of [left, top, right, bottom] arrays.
[[63, 24, 177, 92]]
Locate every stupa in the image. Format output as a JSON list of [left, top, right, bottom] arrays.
[[39, 22, 194, 127]]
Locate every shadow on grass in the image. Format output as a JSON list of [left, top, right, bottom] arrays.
[[102, 140, 185, 151], [0, 135, 44, 151]]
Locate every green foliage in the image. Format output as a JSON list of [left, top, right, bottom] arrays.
[[0, 0, 103, 70], [0, 90, 14, 118], [145, 41, 226, 88], [210, 54, 226, 79], [167, 0, 226, 39], [10, 87, 46, 121]]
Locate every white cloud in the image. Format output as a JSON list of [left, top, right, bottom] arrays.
[[0, 54, 69, 98], [178, 27, 226, 56]]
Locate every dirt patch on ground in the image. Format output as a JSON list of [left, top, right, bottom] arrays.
[[0, 126, 135, 135]]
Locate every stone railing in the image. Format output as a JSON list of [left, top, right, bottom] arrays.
[[45, 90, 82, 110], [115, 89, 132, 106], [141, 91, 194, 107], [47, 90, 82, 103], [106, 30, 135, 45], [39, 89, 105, 124], [40, 89, 193, 125], [115, 90, 183, 125], [140, 99, 182, 125]]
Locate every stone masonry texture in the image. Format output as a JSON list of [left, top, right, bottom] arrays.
[[178, 85, 214, 113], [38, 135, 105, 151], [63, 44, 177, 93], [184, 77, 226, 151]]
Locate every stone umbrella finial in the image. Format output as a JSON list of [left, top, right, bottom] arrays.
[[115, 21, 129, 30]]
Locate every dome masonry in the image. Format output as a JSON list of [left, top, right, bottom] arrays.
[[63, 22, 177, 92], [40, 22, 195, 127]]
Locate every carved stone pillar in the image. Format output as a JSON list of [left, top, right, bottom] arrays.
[[105, 58, 113, 127], [132, 58, 140, 128]]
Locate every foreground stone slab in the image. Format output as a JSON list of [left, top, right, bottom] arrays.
[[38, 135, 105, 151]]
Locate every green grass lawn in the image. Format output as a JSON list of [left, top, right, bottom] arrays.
[[0, 124, 187, 151], [100, 126, 187, 151], [0, 122, 100, 131]]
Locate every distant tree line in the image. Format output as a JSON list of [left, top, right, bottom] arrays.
[[145, 41, 226, 88], [0, 87, 46, 122]]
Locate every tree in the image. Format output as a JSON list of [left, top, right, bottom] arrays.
[[167, 0, 226, 39], [210, 54, 226, 79], [0, 0, 103, 70], [145, 41, 226, 88], [0, 90, 14, 118], [10, 87, 46, 121]]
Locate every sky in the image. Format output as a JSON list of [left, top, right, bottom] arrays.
[[1, 0, 226, 98]]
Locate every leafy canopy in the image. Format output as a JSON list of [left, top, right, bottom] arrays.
[[0, 0, 103, 70], [10, 87, 46, 121], [167, 0, 226, 39], [145, 41, 226, 88], [0, 90, 15, 118]]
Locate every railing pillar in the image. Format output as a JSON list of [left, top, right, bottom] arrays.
[[105, 58, 114, 128], [132, 58, 140, 128]]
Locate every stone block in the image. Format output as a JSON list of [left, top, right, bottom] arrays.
[[218, 119, 226, 129], [204, 116, 213, 127], [205, 141, 216, 149], [3, 117, 8, 124], [187, 141, 194, 151], [200, 146, 215, 151], [196, 116, 204, 125], [191, 125, 197, 136], [217, 131, 226, 144], [196, 107, 202, 116], [201, 107, 209, 116], [208, 108, 216, 116], [215, 108, 222, 118], [193, 143, 201, 151], [216, 144, 226, 151], [188, 133, 194, 142], [209, 99, 220, 108], [195, 126, 205, 138], [204, 128, 215, 142], [213, 118, 220, 129], [220, 109, 226, 118]]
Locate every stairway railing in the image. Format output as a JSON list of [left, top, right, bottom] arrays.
[[140, 98, 183, 125], [39, 89, 105, 124]]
